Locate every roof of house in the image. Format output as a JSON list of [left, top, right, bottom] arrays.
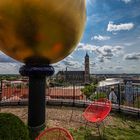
[[47, 88, 83, 97], [57, 71, 85, 76]]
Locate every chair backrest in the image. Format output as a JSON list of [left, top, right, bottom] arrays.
[[36, 127, 74, 140], [95, 98, 111, 108]]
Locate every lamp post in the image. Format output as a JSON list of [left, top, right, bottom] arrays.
[[19, 62, 54, 138], [0, 0, 86, 139]]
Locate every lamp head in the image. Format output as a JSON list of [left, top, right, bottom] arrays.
[[0, 0, 86, 64]]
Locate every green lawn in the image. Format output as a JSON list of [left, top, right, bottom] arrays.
[[69, 113, 140, 140]]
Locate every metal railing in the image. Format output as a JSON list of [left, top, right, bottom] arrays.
[[0, 79, 140, 117]]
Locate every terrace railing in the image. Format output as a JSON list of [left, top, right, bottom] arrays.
[[0, 79, 140, 117]]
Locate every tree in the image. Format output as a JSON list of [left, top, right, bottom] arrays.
[[81, 83, 97, 99]]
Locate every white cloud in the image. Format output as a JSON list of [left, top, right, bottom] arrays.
[[0, 63, 21, 74], [124, 53, 140, 60], [115, 66, 123, 70], [91, 35, 110, 41], [124, 42, 134, 46], [107, 21, 134, 32], [77, 43, 124, 63], [54, 54, 83, 71], [63, 59, 82, 69], [94, 45, 123, 58], [0, 51, 18, 63], [0, 51, 23, 74], [87, 0, 95, 6], [77, 43, 98, 52], [67, 54, 73, 59], [121, 0, 131, 4], [98, 56, 104, 63]]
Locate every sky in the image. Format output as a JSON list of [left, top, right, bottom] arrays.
[[0, 0, 140, 74]]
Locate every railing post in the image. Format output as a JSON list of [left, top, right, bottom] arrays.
[[137, 85, 140, 118], [132, 85, 135, 107], [0, 80, 2, 110], [118, 84, 121, 113], [73, 83, 75, 107]]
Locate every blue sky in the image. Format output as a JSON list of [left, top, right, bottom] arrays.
[[0, 0, 140, 74]]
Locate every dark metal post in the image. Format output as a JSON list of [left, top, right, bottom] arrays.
[[19, 64, 54, 139], [132, 85, 135, 107], [136, 85, 140, 118], [28, 75, 46, 129], [73, 83, 75, 107], [118, 84, 121, 112], [0, 80, 2, 110]]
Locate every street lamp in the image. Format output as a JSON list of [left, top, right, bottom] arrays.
[[0, 0, 86, 139]]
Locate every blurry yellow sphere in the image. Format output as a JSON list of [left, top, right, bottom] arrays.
[[0, 0, 86, 64]]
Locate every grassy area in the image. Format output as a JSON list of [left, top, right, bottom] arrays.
[[1, 107, 140, 140], [69, 113, 140, 140]]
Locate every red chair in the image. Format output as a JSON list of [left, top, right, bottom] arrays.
[[83, 98, 111, 123], [83, 98, 111, 136], [36, 127, 73, 140]]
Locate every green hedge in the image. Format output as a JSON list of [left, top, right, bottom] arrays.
[[0, 113, 30, 140]]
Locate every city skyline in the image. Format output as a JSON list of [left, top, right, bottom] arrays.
[[0, 0, 140, 74]]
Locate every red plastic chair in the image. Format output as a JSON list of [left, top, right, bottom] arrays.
[[83, 98, 111, 123], [83, 98, 111, 137], [36, 127, 74, 140]]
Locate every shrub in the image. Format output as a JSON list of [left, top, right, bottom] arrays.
[[0, 113, 30, 140], [90, 92, 107, 100]]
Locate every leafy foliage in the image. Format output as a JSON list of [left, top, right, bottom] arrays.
[[81, 83, 97, 99], [0, 113, 30, 140], [90, 92, 107, 100]]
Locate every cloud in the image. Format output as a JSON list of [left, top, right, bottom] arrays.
[[124, 42, 134, 46], [0, 63, 22, 74], [52, 63, 64, 69], [56, 54, 83, 70], [124, 53, 140, 60], [94, 45, 123, 58], [87, 0, 95, 5], [0, 51, 23, 74], [94, 45, 124, 63], [121, 0, 131, 4], [91, 35, 110, 41], [0, 51, 19, 63], [98, 56, 104, 63], [63, 59, 82, 69], [90, 61, 96, 67], [67, 54, 73, 59], [107, 22, 134, 32], [77, 43, 98, 52], [115, 66, 123, 70], [76, 43, 123, 63]]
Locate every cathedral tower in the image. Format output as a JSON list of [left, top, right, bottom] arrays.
[[84, 52, 90, 83]]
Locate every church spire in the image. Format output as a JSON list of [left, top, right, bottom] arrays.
[[85, 52, 89, 57], [85, 52, 90, 83]]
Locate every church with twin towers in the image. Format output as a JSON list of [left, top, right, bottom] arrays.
[[57, 53, 90, 83]]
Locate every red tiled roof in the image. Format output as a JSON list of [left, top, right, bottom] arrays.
[[47, 88, 82, 97]]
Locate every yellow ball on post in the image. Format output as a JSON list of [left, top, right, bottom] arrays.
[[0, 0, 86, 64]]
